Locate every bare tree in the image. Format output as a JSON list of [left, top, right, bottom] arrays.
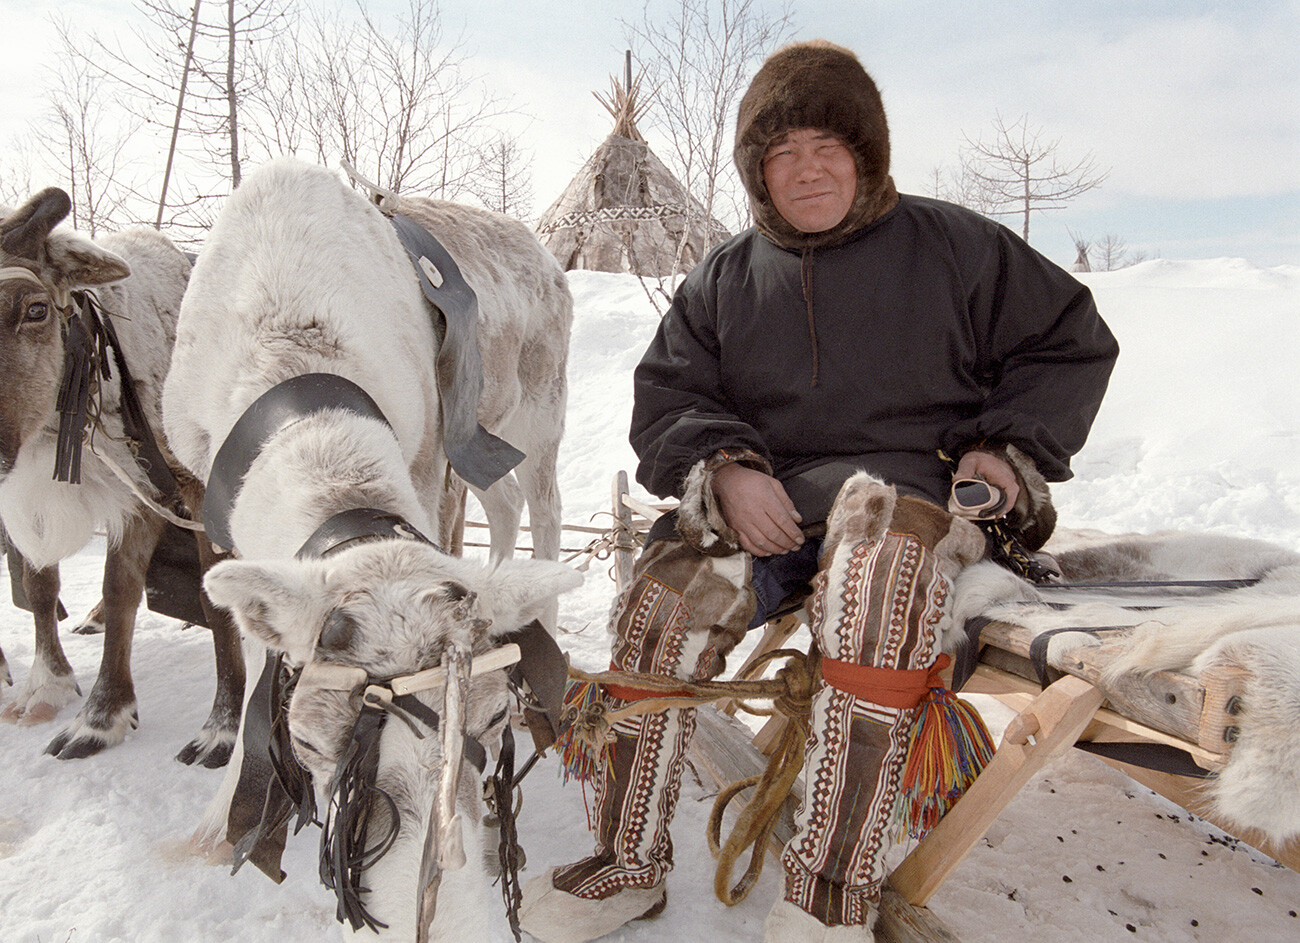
[[39, 23, 148, 236], [469, 133, 534, 219], [0, 140, 38, 210], [268, 0, 513, 202], [57, 0, 294, 237], [961, 113, 1108, 243], [1095, 232, 1149, 270], [624, 0, 793, 249], [927, 154, 1002, 218]]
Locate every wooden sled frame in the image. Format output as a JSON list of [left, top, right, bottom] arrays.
[[604, 472, 1298, 942]]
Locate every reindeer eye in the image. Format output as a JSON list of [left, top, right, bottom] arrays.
[[320, 609, 357, 652], [23, 301, 50, 324]]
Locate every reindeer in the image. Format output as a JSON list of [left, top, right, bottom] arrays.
[[163, 157, 578, 939], [0, 190, 243, 765]]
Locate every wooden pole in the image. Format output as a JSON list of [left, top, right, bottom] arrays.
[[157, 0, 201, 229]]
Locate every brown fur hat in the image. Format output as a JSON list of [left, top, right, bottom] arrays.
[[735, 40, 899, 250]]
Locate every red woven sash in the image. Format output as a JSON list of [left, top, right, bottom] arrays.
[[821, 653, 951, 709]]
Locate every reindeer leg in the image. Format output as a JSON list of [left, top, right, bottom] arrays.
[[45, 510, 165, 759], [471, 473, 524, 565], [174, 488, 245, 768], [437, 477, 468, 557], [514, 443, 564, 632], [2, 561, 80, 725]]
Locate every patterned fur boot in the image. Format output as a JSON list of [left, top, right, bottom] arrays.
[[519, 537, 754, 943], [768, 472, 984, 938]]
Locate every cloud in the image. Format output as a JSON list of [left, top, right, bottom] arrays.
[[851, 4, 1296, 205]]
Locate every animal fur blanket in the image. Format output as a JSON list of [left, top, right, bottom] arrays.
[[948, 528, 1300, 848]]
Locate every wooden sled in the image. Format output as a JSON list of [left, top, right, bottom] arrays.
[[605, 471, 1299, 942]]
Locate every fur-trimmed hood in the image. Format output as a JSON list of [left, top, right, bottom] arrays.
[[734, 40, 900, 250]]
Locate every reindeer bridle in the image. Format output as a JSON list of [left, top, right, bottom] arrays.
[[229, 506, 537, 939], [293, 635, 518, 934], [209, 372, 557, 940], [0, 266, 181, 504]]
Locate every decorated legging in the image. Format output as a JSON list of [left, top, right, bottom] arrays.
[[554, 489, 965, 929]]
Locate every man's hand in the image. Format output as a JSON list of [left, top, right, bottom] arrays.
[[953, 450, 1020, 518], [711, 463, 804, 557]]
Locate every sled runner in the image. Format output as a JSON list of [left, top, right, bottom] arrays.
[[600, 471, 1300, 941]]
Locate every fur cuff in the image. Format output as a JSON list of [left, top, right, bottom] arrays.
[[675, 448, 770, 556]]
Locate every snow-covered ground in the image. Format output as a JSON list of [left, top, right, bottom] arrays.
[[2, 259, 1299, 942]]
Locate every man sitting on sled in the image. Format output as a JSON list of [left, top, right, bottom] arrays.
[[522, 39, 1119, 943]]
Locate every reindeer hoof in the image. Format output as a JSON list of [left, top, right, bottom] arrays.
[[175, 733, 234, 769], [45, 728, 109, 760], [45, 705, 139, 759], [71, 621, 105, 636]]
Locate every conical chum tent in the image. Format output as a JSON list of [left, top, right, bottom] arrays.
[[536, 54, 730, 276]]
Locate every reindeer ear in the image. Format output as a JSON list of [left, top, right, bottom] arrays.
[[203, 558, 332, 663], [476, 559, 584, 636], [1, 188, 71, 259], [44, 228, 131, 286]]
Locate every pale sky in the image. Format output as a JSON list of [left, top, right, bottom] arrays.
[[2, 0, 1297, 268]]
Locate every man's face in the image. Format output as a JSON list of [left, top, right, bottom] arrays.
[[762, 129, 858, 234]]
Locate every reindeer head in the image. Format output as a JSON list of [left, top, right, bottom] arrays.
[[0, 189, 131, 476], [203, 539, 582, 936]]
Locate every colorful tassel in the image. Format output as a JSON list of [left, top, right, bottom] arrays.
[[895, 686, 996, 840], [554, 680, 615, 785]]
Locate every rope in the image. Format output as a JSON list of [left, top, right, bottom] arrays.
[[564, 648, 819, 906], [86, 437, 205, 531], [705, 648, 817, 906], [565, 650, 811, 730]]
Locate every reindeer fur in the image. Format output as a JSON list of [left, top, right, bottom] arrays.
[[953, 528, 1300, 846]]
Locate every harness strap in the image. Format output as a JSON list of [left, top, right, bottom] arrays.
[[92, 293, 183, 504], [53, 300, 97, 485], [228, 651, 298, 882], [321, 704, 395, 933], [204, 373, 391, 553], [820, 653, 951, 709], [1074, 740, 1214, 778], [489, 723, 524, 941], [1028, 625, 1131, 689], [504, 619, 570, 753], [1040, 579, 1261, 591], [387, 212, 525, 491], [295, 507, 439, 560]]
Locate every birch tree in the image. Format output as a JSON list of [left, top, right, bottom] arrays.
[[40, 22, 146, 235], [269, 0, 511, 201], [59, 0, 293, 235], [961, 113, 1108, 243]]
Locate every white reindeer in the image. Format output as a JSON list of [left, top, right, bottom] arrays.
[[0, 189, 243, 765], [163, 157, 579, 940]]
